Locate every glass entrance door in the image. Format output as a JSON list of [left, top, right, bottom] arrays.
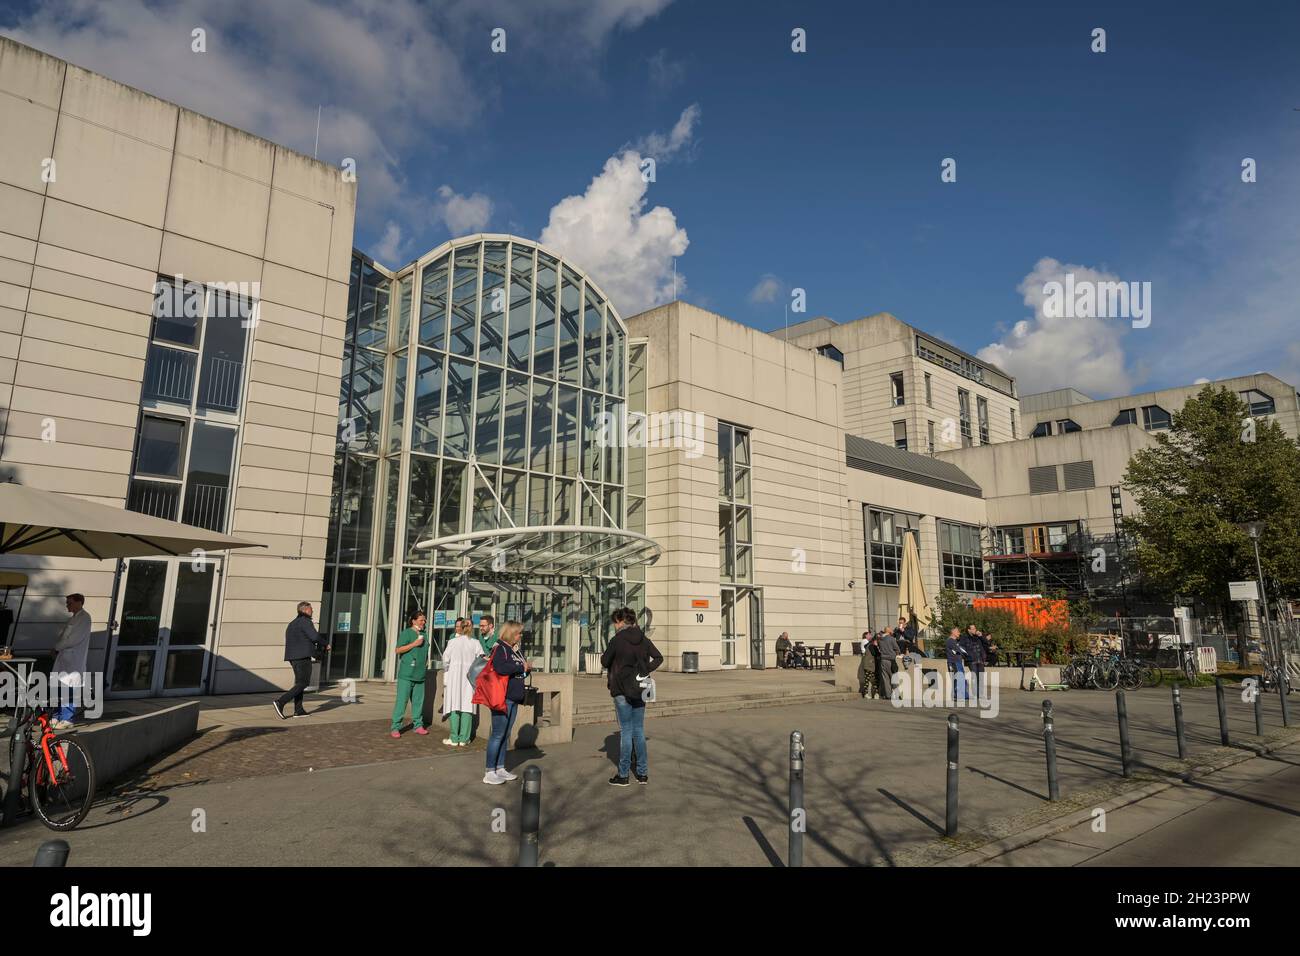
[[748, 588, 765, 669], [721, 587, 738, 667], [109, 557, 220, 697]]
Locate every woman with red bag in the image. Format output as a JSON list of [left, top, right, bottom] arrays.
[[473, 620, 530, 785]]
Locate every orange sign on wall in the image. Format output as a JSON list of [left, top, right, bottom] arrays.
[[691, 599, 709, 609]]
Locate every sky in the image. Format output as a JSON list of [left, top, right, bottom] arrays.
[[3, 0, 1299, 399]]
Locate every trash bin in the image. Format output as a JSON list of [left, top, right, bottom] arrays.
[[682, 651, 699, 673]]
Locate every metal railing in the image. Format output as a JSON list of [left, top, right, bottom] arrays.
[[142, 346, 196, 405], [182, 482, 229, 532], [199, 356, 243, 412]]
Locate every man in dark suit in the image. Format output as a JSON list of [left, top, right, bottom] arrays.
[[274, 601, 330, 719]]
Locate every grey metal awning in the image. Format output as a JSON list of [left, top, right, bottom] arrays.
[[414, 525, 661, 576]]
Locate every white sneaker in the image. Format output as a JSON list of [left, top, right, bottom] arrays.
[[51, 719, 73, 731], [483, 770, 505, 785], [496, 768, 517, 781], [443, 738, 455, 745]]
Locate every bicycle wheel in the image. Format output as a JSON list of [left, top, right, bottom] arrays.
[[1142, 663, 1163, 688], [1120, 665, 1142, 691], [1094, 663, 1120, 690], [1183, 655, 1198, 685], [29, 735, 95, 831]]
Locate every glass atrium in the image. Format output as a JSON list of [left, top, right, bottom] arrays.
[[322, 236, 655, 680]]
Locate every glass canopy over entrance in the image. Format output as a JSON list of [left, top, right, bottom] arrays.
[[322, 235, 653, 679]]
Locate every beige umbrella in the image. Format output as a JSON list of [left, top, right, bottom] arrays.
[[0, 481, 263, 559], [898, 530, 934, 629]]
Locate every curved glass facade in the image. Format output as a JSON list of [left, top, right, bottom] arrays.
[[322, 236, 646, 679]]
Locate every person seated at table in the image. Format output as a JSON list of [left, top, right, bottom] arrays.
[[790, 641, 808, 669], [775, 631, 793, 668]]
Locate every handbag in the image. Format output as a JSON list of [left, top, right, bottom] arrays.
[[471, 647, 509, 712], [467, 655, 487, 686]]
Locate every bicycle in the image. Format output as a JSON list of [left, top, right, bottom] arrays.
[[1, 669, 96, 832]]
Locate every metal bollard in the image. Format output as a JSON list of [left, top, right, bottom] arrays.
[[1, 731, 22, 829], [1215, 676, 1230, 746], [1042, 700, 1059, 801], [1280, 674, 1291, 728], [516, 766, 541, 867], [789, 731, 804, 867], [34, 840, 69, 867], [945, 713, 959, 837], [1172, 686, 1188, 760], [1116, 689, 1133, 778], [1255, 681, 1264, 736]]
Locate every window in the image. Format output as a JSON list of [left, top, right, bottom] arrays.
[[816, 343, 843, 365], [924, 373, 933, 407], [1111, 408, 1137, 426], [997, 526, 1025, 555], [1030, 421, 1052, 438], [1010, 409, 1018, 439], [890, 372, 905, 407], [977, 396, 989, 445], [893, 420, 907, 451], [958, 389, 972, 447], [719, 422, 752, 583], [939, 521, 984, 592], [1056, 418, 1081, 433], [868, 508, 915, 586], [1240, 389, 1275, 416], [927, 420, 936, 455], [1141, 405, 1171, 430]]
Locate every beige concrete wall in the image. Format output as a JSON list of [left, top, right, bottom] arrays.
[[626, 301, 854, 670], [1025, 373, 1300, 440], [783, 313, 1019, 450], [0, 37, 355, 693]]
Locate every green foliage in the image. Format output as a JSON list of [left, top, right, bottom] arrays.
[[930, 587, 1090, 663], [1122, 386, 1300, 607]]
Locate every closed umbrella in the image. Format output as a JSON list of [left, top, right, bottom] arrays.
[[898, 530, 934, 629], [0, 481, 262, 559]]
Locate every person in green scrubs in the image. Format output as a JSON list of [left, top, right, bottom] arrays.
[[477, 613, 498, 655], [390, 612, 429, 737]]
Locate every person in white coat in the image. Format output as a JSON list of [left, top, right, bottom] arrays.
[[52, 593, 92, 730], [442, 618, 483, 746]]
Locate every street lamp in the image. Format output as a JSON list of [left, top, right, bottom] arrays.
[[1238, 521, 1280, 683]]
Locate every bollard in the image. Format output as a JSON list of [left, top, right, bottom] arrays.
[[1, 731, 22, 829], [1116, 689, 1133, 778], [788, 731, 804, 867], [945, 713, 959, 837], [1280, 674, 1291, 728], [1255, 681, 1264, 737], [516, 766, 541, 867], [1215, 676, 1230, 746], [34, 840, 69, 867], [1172, 686, 1188, 760], [1042, 700, 1059, 801]]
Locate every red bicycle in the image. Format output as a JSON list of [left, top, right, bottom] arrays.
[[2, 686, 96, 831]]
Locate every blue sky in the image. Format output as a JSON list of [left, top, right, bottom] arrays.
[[5, 0, 1299, 397]]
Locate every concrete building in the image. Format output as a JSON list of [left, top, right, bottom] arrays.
[[774, 312, 1021, 453], [0, 36, 355, 694], [1020, 373, 1300, 440]]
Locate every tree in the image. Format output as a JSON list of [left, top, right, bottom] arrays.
[[1121, 386, 1300, 609]]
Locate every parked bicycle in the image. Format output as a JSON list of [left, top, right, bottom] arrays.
[[1, 663, 96, 831]]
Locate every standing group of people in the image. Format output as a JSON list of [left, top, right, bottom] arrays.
[[857, 616, 924, 699], [945, 624, 997, 701]]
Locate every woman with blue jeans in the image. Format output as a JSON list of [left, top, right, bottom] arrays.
[[482, 621, 529, 785], [600, 607, 663, 786]]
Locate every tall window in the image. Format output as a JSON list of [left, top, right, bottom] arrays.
[[893, 420, 908, 450], [1010, 409, 1018, 439], [718, 422, 753, 583], [890, 372, 905, 407], [129, 276, 251, 532], [868, 508, 915, 586], [977, 395, 989, 445], [939, 521, 984, 592], [927, 420, 936, 455], [957, 389, 972, 447], [924, 373, 933, 407]]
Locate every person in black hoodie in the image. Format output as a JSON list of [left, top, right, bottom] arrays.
[[600, 607, 663, 786]]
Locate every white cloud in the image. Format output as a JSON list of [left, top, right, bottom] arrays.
[[647, 48, 685, 90], [631, 103, 701, 161], [978, 257, 1141, 397], [748, 275, 784, 304], [437, 186, 494, 236], [539, 108, 696, 316], [371, 222, 405, 265]]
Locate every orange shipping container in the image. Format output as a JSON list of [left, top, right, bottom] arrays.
[[972, 596, 1069, 631]]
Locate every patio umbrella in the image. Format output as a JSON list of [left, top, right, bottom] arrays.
[[898, 530, 934, 628], [0, 481, 263, 559]]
